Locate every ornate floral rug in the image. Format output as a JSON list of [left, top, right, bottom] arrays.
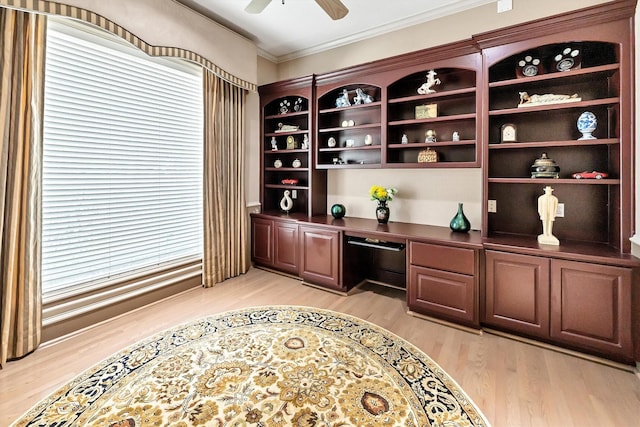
[[12, 306, 490, 426]]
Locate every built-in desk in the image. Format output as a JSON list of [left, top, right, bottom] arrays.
[[251, 212, 483, 328]]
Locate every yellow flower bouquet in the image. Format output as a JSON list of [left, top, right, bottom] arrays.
[[369, 185, 397, 203]]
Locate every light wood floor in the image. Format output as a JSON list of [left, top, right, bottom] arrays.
[[1, 267, 639, 426]]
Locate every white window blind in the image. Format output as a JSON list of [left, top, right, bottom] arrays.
[[42, 20, 204, 295]]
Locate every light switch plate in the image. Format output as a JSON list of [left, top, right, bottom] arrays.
[[497, 0, 513, 13]]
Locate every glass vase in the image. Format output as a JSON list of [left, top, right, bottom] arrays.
[[376, 201, 390, 224], [449, 202, 470, 232]]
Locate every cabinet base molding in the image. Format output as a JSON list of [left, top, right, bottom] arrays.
[[254, 265, 300, 281], [300, 281, 347, 296], [484, 328, 637, 373], [407, 310, 483, 336]]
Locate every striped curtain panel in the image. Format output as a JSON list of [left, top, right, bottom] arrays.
[[203, 71, 249, 287], [0, 8, 45, 368]]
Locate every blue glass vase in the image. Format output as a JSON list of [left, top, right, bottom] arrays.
[[449, 202, 470, 233]]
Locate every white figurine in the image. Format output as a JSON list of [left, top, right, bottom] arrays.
[[352, 88, 374, 104], [271, 137, 278, 151], [425, 129, 437, 143], [401, 134, 409, 144], [335, 89, 351, 107], [537, 186, 560, 245], [280, 190, 293, 213], [417, 69, 441, 94], [302, 134, 309, 149], [452, 131, 460, 141]]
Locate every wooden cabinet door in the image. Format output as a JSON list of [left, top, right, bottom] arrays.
[[299, 226, 341, 290], [484, 251, 550, 338], [550, 260, 633, 361], [251, 217, 273, 267], [274, 221, 299, 275], [409, 265, 477, 326]]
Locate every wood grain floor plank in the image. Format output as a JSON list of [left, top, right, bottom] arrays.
[[1, 267, 639, 426]]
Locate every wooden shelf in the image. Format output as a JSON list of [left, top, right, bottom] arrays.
[[265, 129, 310, 137], [489, 97, 619, 116], [318, 123, 381, 133], [388, 161, 479, 168], [388, 140, 475, 149], [489, 138, 618, 149], [318, 101, 382, 114], [263, 149, 309, 155], [489, 63, 619, 88], [317, 162, 380, 169], [265, 184, 309, 190], [388, 113, 476, 126], [265, 167, 309, 172], [265, 110, 309, 120], [488, 178, 620, 185], [388, 87, 476, 103], [319, 145, 381, 152]]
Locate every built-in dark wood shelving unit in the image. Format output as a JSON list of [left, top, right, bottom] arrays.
[[254, 0, 640, 365]]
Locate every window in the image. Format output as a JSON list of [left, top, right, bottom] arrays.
[[42, 19, 203, 297]]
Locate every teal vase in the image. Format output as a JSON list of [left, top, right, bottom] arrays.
[[449, 202, 470, 233]]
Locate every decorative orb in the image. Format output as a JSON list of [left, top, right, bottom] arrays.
[[331, 204, 346, 219]]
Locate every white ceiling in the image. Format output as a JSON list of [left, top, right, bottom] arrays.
[[175, 0, 495, 62]]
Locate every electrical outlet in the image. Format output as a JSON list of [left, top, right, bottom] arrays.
[[291, 190, 297, 199], [488, 199, 497, 213], [556, 203, 564, 217]]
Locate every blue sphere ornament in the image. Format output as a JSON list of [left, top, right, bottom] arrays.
[[331, 204, 346, 219], [577, 111, 597, 140]]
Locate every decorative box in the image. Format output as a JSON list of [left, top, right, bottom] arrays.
[[417, 148, 438, 163], [415, 104, 438, 119]]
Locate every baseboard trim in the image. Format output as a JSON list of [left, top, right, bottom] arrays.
[[407, 310, 483, 335], [42, 285, 202, 348], [484, 327, 637, 373], [300, 281, 349, 296]]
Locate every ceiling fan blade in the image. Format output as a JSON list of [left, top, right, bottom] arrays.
[[315, 0, 349, 20], [245, 0, 272, 14]]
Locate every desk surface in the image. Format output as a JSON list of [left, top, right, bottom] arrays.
[[253, 212, 640, 267], [253, 212, 484, 249]]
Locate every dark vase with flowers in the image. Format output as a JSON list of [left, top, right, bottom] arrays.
[[376, 201, 390, 224]]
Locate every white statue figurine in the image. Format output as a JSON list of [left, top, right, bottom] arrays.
[[280, 190, 293, 213], [417, 69, 441, 94], [271, 137, 278, 151], [352, 88, 374, 104], [537, 186, 559, 245], [335, 89, 351, 107]]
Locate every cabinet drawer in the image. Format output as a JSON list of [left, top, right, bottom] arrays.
[[408, 265, 477, 325], [409, 241, 475, 275]]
